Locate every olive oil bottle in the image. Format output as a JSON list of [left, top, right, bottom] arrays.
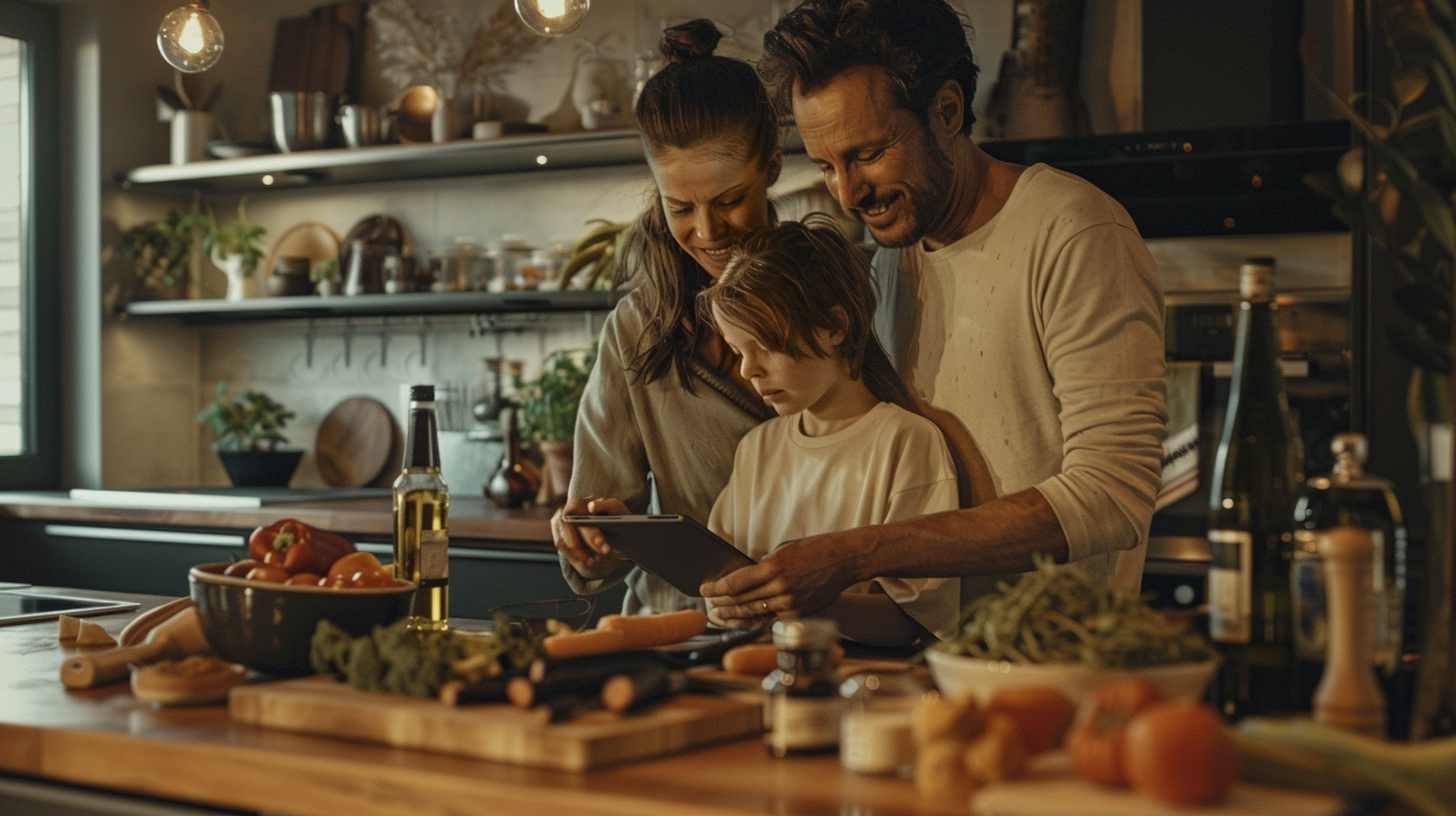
[[394, 384, 450, 630], [1207, 258, 1305, 718]]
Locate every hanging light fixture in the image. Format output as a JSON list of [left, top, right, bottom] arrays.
[[157, 1, 225, 73], [514, 0, 591, 37]]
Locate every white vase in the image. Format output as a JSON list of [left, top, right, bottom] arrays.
[[214, 251, 248, 301]]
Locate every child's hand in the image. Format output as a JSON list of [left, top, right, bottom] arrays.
[[552, 496, 628, 578]]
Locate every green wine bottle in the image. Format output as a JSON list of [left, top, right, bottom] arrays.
[[1207, 257, 1305, 718]]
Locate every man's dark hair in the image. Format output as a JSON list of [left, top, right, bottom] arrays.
[[761, 0, 979, 132]]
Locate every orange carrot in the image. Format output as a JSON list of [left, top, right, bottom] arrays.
[[722, 643, 778, 676], [596, 609, 708, 649], [542, 628, 629, 660]]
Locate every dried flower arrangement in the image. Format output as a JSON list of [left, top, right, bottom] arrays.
[[370, 0, 549, 99]]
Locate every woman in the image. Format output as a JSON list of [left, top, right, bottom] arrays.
[[551, 19, 783, 614]]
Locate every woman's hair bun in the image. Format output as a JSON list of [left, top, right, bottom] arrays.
[[660, 19, 723, 64]]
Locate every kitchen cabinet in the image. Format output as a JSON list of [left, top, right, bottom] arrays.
[[0, 521, 623, 620]]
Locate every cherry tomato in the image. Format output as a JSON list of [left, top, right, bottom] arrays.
[[244, 565, 289, 583], [1068, 678, 1162, 788], [285, 572, 322, 586], [327, 551, 385, 583], [223, 559, 259, 578], [1125, 702, 1238, 807]]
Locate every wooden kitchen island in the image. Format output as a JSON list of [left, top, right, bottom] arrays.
[[0, 592, 963, 816]]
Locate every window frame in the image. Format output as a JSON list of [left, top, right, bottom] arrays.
[[0, 1, 59, 487]]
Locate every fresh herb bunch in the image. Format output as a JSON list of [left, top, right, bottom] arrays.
[[1306, 0, 1456, 373], [194, 383, 295, 452], [935, 555, 1214, 668], [310, 615, 544, 698], [193, 199, 266, 273], [515, 347, 596, 444], [118, 210, 195, 292]]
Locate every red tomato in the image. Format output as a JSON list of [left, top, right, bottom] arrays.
[[346, 569, 395, 589], [985, 687, 1077, 755], [244, 565, 290, 583], [1068, 678, 1162, 788], [326, 551, 385, 583], [285, 572, 322, 586], [1125, 702, 1238, 807], [223, 559, 258, 578]]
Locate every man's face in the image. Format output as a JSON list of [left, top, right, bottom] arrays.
[[793, 65, 954, 248]]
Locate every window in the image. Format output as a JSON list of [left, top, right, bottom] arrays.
[[0, 2, 58, 486]]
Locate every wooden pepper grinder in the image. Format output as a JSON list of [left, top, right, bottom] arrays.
[[1314, 526, 1386, 736]]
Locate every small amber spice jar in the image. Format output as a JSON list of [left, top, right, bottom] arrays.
[[763, 619, 841, 757]]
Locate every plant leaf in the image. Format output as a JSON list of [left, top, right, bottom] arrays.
[[1395, 65, 1432, 107]]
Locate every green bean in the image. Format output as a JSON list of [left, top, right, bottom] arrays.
[[935, 555, 1214, 668]]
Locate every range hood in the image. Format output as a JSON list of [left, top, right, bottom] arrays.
[[981, 120, 1350, 240]]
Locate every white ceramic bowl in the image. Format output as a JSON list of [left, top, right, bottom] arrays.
[[925, 649, 1219, 705]]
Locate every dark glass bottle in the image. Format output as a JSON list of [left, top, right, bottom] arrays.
[[763, 620, 841, 757], [393, 384, 450, 631], [1207, 258, 1305, 719], [485, 405, 534, 509]]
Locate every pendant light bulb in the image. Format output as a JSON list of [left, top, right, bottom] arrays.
[[157, 2, 224, 74], [514, 0, 590, 37]]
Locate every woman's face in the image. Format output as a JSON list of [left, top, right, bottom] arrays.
[[648, 140, 781, 278]]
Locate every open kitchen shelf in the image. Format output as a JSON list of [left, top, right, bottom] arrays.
[[119, 129, 807, 194], [119, 129, 649, 193], [123, 290, 614, 323]]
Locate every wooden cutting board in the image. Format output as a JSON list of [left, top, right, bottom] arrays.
[[970, 753, 1342, 816], [315, 397, 395, 487], [229, 676, 763, 771]]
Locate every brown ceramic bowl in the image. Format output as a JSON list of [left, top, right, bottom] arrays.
[[189, 563, 415, 676]]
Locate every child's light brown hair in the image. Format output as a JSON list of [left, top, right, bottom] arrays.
[[697, 215, 916, 411]]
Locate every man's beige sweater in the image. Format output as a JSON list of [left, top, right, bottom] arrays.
[[875, 164, 1168, 593]]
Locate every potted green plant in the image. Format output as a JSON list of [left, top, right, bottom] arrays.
[[193, 199, 266, 301], [514, 347, 595, 505], [311, 258, 340, 297], [117, 210, 195, 302], [195, 383, 302, 487], [1305, 1, 1456, 738]]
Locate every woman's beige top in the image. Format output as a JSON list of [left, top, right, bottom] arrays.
[[563, 289, 774, 614]]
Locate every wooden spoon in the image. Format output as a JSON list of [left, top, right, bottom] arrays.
[[60, 607, 208, 690]]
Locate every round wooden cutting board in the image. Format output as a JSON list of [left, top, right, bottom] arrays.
[[315, 397, 395, 487]]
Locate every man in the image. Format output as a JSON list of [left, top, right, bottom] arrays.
[[704, 0, 1167, 627]]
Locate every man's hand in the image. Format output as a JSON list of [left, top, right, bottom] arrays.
[[700, 530, 864, 622], [551, 496, 629, 579]]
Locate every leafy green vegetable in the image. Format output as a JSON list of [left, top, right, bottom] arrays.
[[934, 555, 1214, 668], [310, 614, 545, 698]]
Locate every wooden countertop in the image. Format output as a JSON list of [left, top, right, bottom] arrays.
[[0, 590, 963, 816], [0, 493, 554, 545]]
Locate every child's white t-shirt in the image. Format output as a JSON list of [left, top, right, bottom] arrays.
[[707, 401, 961, 638]]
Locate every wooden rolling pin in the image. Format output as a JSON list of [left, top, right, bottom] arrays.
[[60, 607, 208, 689]]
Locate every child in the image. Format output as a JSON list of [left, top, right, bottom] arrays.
[[698, 217, 960, 647]]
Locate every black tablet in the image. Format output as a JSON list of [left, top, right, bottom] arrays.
[[560, 513, 755, 597]]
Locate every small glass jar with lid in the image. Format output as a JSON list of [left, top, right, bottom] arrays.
[[838, 672, 922, 775], [487, 235, 534, 292], [763, 619, 841, 758], [447, 238, 484, 293]]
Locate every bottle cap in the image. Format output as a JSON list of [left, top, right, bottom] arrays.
[[772, 619, 838, 650], [1240, 257, 1276, 302], [410, 384, 435, 402], [1331, 432, 1368, 464]]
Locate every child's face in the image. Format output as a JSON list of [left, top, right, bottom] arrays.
[[714, 306, 846, 417]]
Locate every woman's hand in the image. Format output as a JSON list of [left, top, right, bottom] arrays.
[[551, 496, 630, 579]]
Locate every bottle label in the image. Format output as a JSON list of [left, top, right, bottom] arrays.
[[1208, 529, 1252, 643], [419, 529, 448, 581], [767, 696, 840, 752]]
